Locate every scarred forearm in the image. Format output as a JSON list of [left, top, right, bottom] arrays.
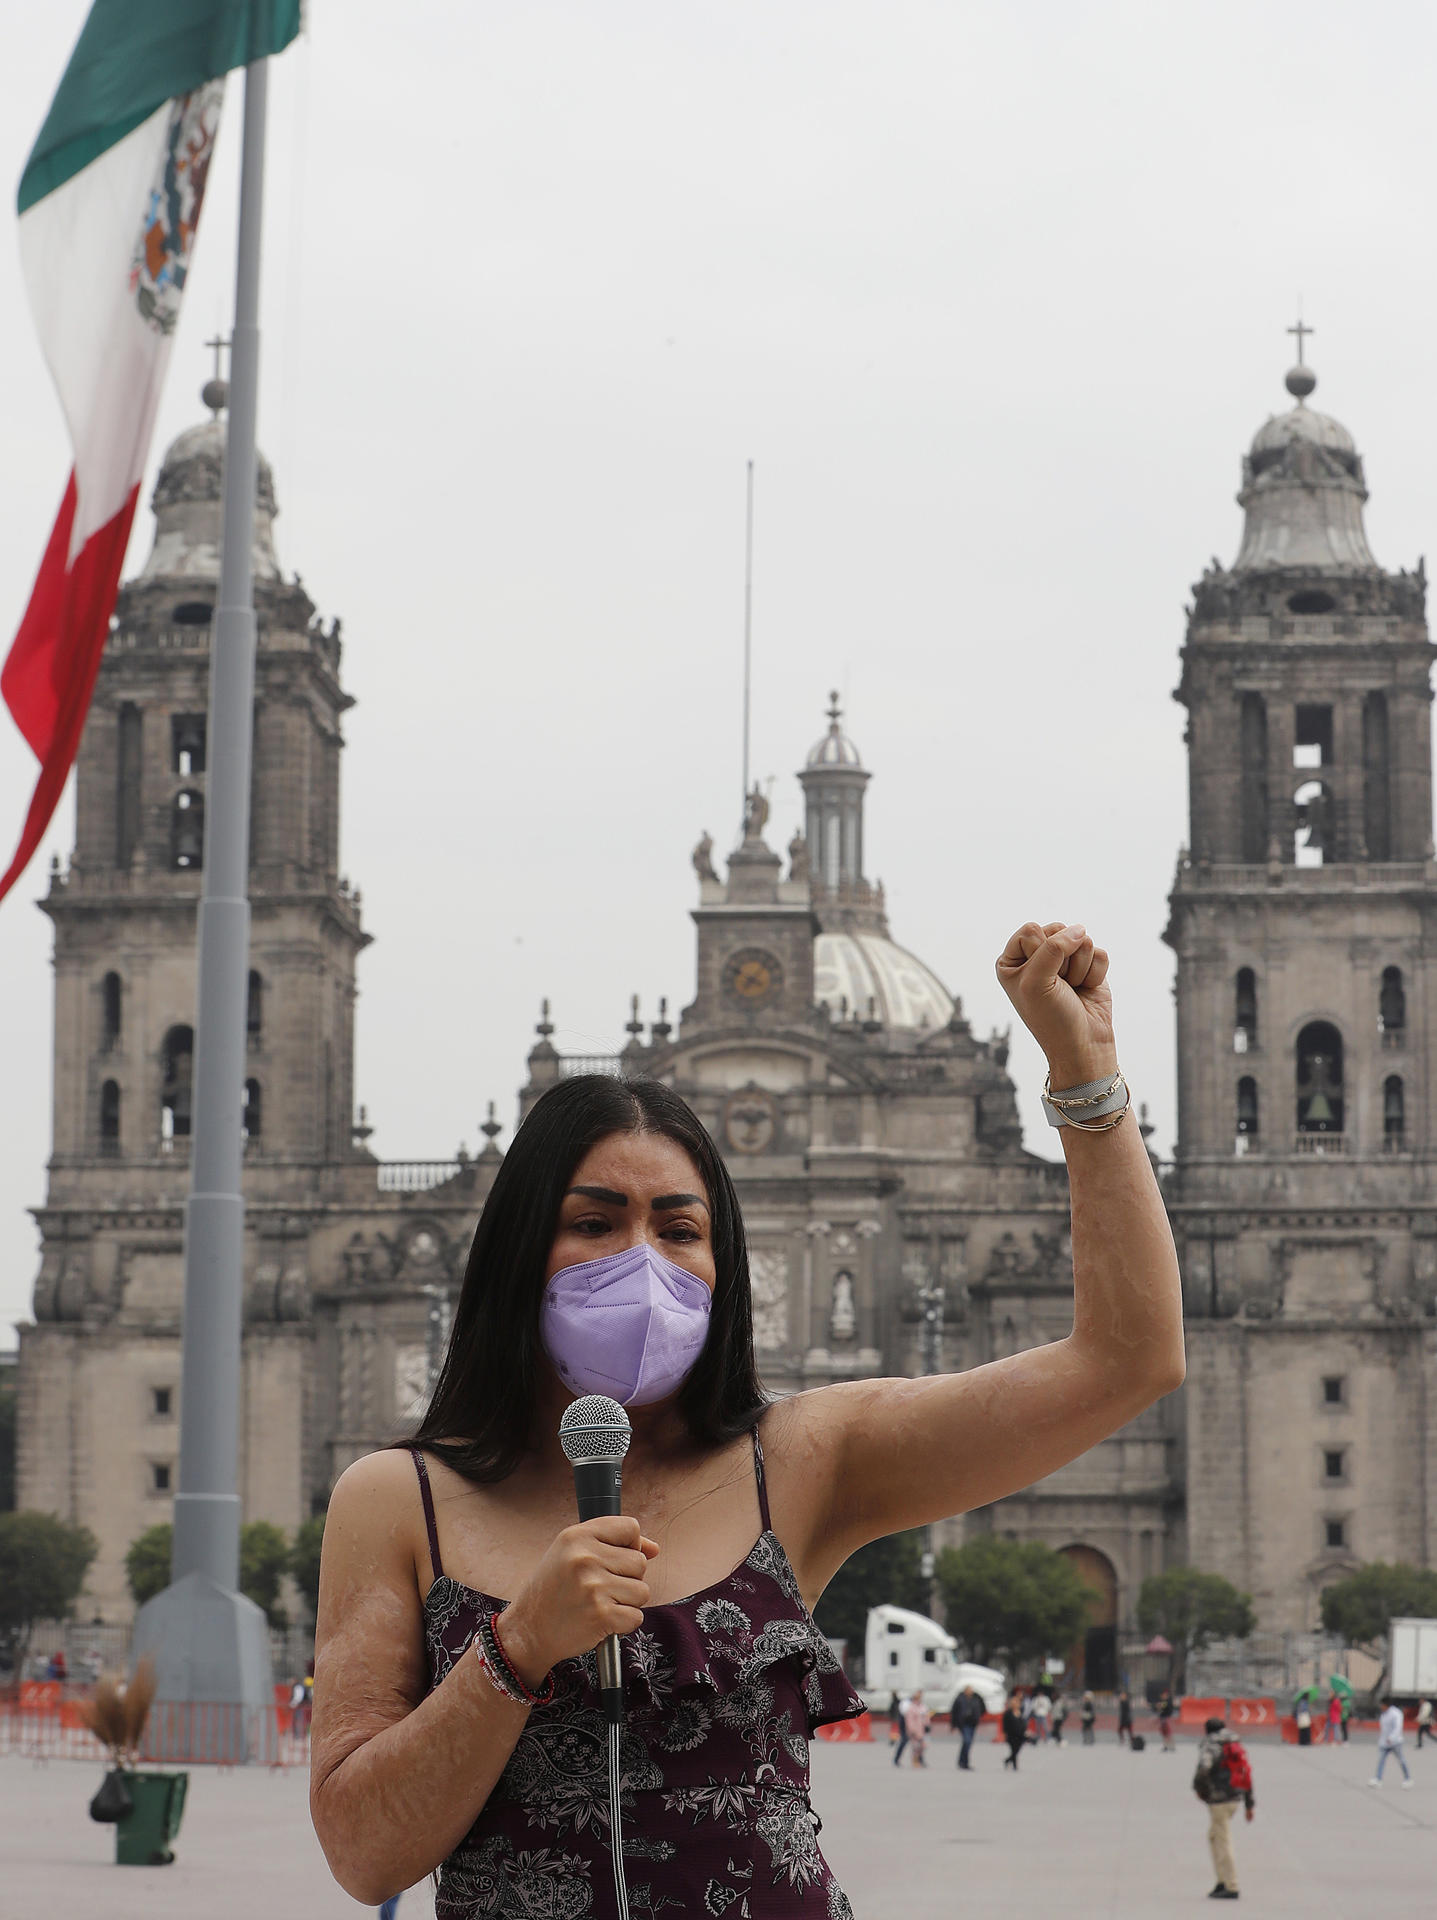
[[1062, 1099, 1185, 1402], [311, 1601, 551, 1906]]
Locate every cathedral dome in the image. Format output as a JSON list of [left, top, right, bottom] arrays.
[[806, 692, 863, 768], [814, 929, 954, 1030], [1233, 359, 1377, 574], [136, 404, 281, 585], [1248, 404, 1356, 459]]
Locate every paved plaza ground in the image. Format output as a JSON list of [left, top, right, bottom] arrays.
[[1, 1730, 1432, 1918]]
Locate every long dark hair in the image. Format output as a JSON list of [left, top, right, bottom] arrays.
[[411, 1076, 766, 1482]]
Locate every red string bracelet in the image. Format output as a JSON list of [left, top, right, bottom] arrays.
[[481, 1609, 556, 1707]]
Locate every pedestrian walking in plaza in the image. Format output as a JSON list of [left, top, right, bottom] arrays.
[[1416, 1697, 1433, 1749], [1370, 1697, 1413, 1788], [1029, 1687, 1052, 1743], [891, 1690, 912, 1768], [1193, 1715, 1254, 1901], [1117, 1688, 1133, 1745], [1157, 1688, 1176, 1752], [1081, 1690, 1097, 1745], [902, 1690, 930, 1767], [1051, 1691, 1069, 1745], [1340, 1694, 1352, 1742], [1323, 1691, 1342, 1744], [1002, 1693, 1027, 1771], [952, 1683, 983, 1771], [1294, 1696, 1312, 1747]]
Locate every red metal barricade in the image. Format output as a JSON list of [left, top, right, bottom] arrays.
[[0, 1699, 309, 1767]]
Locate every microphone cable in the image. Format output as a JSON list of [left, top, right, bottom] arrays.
[[607, 1719, 631, 1920]]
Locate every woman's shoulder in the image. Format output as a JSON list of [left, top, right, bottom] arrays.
[[327, 1445, 428, 1542]]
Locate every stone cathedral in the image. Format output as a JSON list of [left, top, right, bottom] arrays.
[[14, 347, 1436, 1662], [1167, 349, 1437, 1632]]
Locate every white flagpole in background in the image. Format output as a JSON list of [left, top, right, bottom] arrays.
[[133, 57, 275, 1755]]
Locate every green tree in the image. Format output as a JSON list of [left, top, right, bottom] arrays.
[[125, 1523, 173, 1607], [240, 1521, 291, 1630], [0, 1511, 98, 1677], [126, 1519, 293, 1628], [1136, 1567, 1255, 1688], [813, 1529, 929, 1656], [290, 1514, 326, 1627], [1319, 1563, 1437, 1656], [936, 1535, 1092, 1671]]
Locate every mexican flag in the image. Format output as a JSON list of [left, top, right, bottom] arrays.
[[0, 0, 301, 905]]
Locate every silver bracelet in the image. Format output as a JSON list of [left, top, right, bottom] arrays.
[[1042, 1069, 1130, 1131]]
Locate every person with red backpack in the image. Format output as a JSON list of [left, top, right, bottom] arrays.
[[1193, 1715, 1254, 1901]]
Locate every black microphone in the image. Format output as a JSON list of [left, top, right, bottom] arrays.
[[558, 1394, 633, 1726]]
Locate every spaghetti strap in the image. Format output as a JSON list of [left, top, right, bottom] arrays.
[[409, 1447, 444, 1584], [750, 1424, 772, 1534]]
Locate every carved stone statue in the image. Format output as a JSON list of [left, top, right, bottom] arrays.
[[829, 1271, 856, 1343], [692, 831, 718, 881], [743, 784, 769, 842]]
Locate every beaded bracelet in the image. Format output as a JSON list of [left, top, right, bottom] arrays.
[[473, 1608, 555, 1708]]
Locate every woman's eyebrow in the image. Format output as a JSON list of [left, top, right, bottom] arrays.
[[651, 1192, 709, 1212], [566, 1185, 628, 1205]]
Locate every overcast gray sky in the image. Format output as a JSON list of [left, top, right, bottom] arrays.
[[4, 1, 1436, 1347]]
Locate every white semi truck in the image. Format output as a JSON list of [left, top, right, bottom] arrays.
[[861, 1605, 1007, 1714], [1390, 1617, 1437, 1698]]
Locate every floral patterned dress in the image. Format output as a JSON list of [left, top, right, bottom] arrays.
[[412, 1430, 864, 1920]]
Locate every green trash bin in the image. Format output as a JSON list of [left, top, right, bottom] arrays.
[[115, 1769, 188, 1865]]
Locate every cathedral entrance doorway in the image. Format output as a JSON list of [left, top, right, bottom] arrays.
[[1060, 1544, 1119, 1691]]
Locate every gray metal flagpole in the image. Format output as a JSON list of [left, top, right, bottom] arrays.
[[133, 57, 274, 1737]]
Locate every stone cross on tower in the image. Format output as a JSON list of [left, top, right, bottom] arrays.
[[1286, 316, 1314, 365]]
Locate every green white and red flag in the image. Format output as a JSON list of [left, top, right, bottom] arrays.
[[0, 0, 300, 905]]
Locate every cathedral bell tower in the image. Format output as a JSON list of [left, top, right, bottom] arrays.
[[19, 381, 368, 1615], [1166, 338, 1437, 1630], [45, 380, 367, 1179]]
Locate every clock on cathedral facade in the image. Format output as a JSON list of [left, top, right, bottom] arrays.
[[723, 947, 784, 1008]]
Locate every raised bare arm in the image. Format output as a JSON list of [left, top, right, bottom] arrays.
[[776, 920, 1184, 1596]]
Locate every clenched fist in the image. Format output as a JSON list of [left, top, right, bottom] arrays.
[[995, 921, 1117, 1090]]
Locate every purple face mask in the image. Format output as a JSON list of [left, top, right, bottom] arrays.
[[540, 1242, 713, 1407]]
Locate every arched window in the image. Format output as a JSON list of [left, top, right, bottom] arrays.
[[242, 1079, 262, 1141], [171, 789, 204, 870], [1234, 968, 1258, 1051], [161, 1025, 194, 1144], [1379, 966, 1406, 1041], [171, 713, 207, 775], [247, 970, 263, 1044], [100, 1080, 120, 1156], [1383, 1075, 1406, 1148], [1293, 780, 1332, 867], [101, 971, 122, 1050], [1296, 1021, 1344, 1134], [1235, 1077, 1259, 1154]]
